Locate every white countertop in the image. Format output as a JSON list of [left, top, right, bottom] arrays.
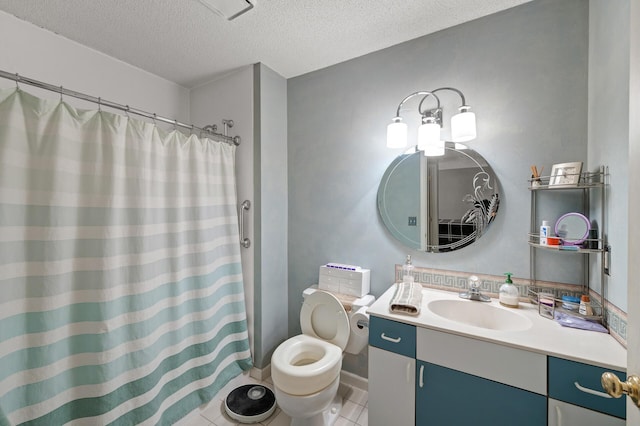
[[367, 285, 627, 371]]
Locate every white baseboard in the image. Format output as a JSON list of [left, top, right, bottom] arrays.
[[340, 370, 368, 391], [250, 364, 271, 381]]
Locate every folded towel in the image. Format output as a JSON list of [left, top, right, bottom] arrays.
[[389, 282, 423, 316], [554, 311, 608, 333]]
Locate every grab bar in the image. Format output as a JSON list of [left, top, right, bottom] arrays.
[[239, 200, 251, 248]]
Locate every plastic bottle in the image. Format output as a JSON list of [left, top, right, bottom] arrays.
[[540, 220, 550, 246], [587, 227, 599, 250], [499, 272, 519, 308], [561, 295, 580, 311], [402, 255, 415, 285], [579, 295, 593, 316]]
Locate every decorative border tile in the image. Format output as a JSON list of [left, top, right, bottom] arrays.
[[395, 264, 628, 347], [600, 296, 628, 346]]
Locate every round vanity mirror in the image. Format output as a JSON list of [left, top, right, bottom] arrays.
[[555, 212, 590, 245], [377, 145, 500, 253]]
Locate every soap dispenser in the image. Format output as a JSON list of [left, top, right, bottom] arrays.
[[499, 273, 519, 308], [402, 255, 415, 284]]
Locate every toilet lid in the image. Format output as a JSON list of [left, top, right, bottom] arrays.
[[300, 290, 350, 351]]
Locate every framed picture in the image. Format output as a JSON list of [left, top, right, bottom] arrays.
[[549, 162, 583, 187]]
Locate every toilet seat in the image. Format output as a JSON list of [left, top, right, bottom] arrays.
[[271, 291, 350, 396], [300, 290, 350, 351], [271, 334, 343, 396]]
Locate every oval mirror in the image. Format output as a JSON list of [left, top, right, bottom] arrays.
[[555, 212, 590, 245], [377, 145, 500, 253]]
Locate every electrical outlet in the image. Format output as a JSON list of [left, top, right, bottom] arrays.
[[604, 245, 611, 276], [408, 216, 417, 226]]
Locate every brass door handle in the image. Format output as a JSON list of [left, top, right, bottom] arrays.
[[601, 372, 640, 407]]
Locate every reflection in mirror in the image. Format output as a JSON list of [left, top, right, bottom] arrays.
[[377, 145, 500, 253]]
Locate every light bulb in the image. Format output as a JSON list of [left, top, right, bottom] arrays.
[[451, 107, 476, 142], [386, 118, 408, 148], [417, 120, 440, 151]]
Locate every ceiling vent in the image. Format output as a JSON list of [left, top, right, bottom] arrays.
[[198, 0, 255, 20]]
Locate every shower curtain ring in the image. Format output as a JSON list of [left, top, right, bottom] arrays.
[[152, 113, 157, 125], [59, 86, 64, 102], [98, 97, 102, 112], [174, 119, 178, 131], [125, 105, 130, 118], [15, 73, 20, 90]]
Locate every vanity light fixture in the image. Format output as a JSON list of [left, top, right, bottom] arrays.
[[386, 87, 477, 155]]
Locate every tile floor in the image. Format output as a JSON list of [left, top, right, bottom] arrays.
[[175, 372, 369, 426]]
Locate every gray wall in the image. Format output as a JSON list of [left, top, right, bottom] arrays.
[[190, 66, 257, 356], [288, 0, 589, 376], [253, 64, 289, 368], [0, 11, 189, 122], [588, 0, 629, 312], [191, 63, 289, 370]]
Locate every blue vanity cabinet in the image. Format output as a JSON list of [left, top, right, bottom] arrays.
[[368, 314, 626, 425], [416, 361, 547, 426], [415, 327, 547, 426], [368, 316, 416, 426]]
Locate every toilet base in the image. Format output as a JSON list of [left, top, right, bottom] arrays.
[[290, 393, 343, 426], [274, 376, 342, 426]]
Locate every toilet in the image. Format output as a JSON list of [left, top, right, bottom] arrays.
[[271, 287, 374, 426]]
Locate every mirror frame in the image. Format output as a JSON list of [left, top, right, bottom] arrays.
[[555, 212, 590, 245]]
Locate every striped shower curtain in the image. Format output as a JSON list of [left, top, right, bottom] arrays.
[[0, 88, 252, 425]]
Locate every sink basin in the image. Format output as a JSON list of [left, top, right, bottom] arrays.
[[427, 299, 532, 331]]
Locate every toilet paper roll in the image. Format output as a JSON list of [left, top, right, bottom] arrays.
[[349, 306, 370, 338]]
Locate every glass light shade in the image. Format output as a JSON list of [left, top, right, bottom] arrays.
[[451, 109, 477, 142], [423, 140, 445, 157], [417, 121, 440, 151], [386, 119, 408, 148]]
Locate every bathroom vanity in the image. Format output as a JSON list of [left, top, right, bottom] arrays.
[[367, 286, 627, 426]]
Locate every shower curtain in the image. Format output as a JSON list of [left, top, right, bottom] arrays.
[[0, 88, 252, 425]]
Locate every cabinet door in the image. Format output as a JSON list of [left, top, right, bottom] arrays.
[[548, 399, 624, 426], [368, 346, 415, 426], [416, 361, 546, 426]]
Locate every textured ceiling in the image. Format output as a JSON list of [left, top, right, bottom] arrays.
[[0, 0, 533, 88]]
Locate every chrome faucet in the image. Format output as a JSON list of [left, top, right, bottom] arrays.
[[459, 275, 491, 302]]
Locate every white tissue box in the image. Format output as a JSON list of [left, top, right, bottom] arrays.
[[318, 263, 370, 297]]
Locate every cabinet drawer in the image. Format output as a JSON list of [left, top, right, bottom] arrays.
[[368, 316, 415, 358], [548, 357, 626, 419]]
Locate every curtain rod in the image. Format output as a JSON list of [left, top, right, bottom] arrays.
[[0, 69, 241, 146]]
